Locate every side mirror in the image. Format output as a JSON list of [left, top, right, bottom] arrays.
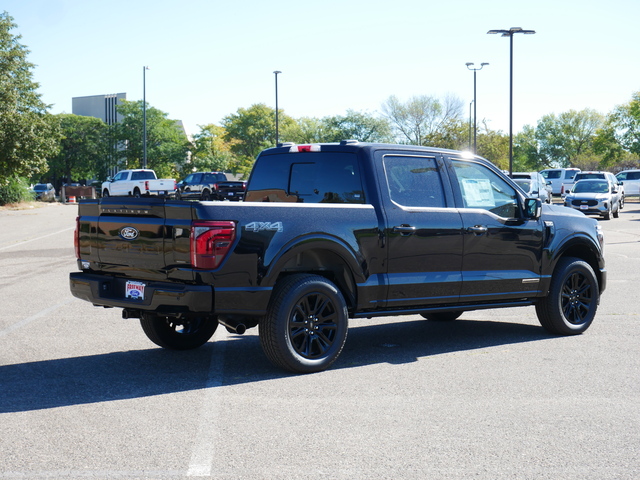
[[106, 176, 113, 182], [524, 198, 542, 219]]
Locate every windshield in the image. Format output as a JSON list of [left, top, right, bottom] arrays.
[[513, 179, 532, 192], [573, 181, 609, 194], [33, 184, 48, 191]]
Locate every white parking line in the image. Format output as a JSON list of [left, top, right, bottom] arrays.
[[0, 298, 74, 338], [187, 329, 228, 477], [0, 227, 75, 252]]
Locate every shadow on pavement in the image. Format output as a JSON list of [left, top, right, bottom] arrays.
[[0, 317, 552, 413]]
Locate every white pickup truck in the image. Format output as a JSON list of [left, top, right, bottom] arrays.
[[101, 169, 176, 197]]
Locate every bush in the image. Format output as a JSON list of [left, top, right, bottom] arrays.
[[0, 177, 34, 205]]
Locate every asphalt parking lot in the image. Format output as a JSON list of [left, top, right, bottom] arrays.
[[0, 200, 638, 479]]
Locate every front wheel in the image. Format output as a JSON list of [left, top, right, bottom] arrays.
[[535, 257, 599, 335], [140, 313, 218, 350], [102, 189, 110, 198], [260, 274, 349, 373]]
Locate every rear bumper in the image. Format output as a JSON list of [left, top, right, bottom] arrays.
[[69, 272, 213, 313]]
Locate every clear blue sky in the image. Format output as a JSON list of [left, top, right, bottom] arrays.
[[5, 0, 639, 139]]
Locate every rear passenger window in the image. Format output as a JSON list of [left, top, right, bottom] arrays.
[[245, 152, 365, 203], [383, 155, 445, 208]]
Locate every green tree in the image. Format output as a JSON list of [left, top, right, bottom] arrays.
[[222, 104, 297, 177], [476, 122, 509, 170], [535, 109, 604, 168], [598, 92, 640, 163], [113, 99, 189, 178], [0, 12, 60, 185], [281, 116, 330, 144], [381, 94, 464, 146], [512, 125, 544, 171], [48, 114, 108, 184], [189, 124, 236, 174], [322, 110, 393, 143]]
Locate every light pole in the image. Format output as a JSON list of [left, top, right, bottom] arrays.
[[468, 100, 474, 151], [487, 27, 535, 175], [465, 62, 489, 155], [143, 66, 149, 169], [273, 70, 281, 145]]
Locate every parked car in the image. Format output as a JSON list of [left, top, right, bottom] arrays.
[[176, 171, 247, 201], [616, 169, 640, 196], [540, 168, 581, 195], [510, 172, 552, 203], [32, 183, 56, 202], [564, 171, 624, 210], [563, 179, 620, 220], [102, 169, 176, 197]]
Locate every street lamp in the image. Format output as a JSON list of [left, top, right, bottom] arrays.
[[465, 62, 489, 154], [487, 27, 535, 175], [273, 70, 281, 145], [143, 66, 149, 169]]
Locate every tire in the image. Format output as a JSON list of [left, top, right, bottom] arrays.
[[535, 257, 599, 336], [140, 313, 218, 350], [201, 190, 211, 201], [613, 202, 619, 218], [420, 311, 463, 322], [133, 188, 141, 198], [102, 189, 110, 198], [260, 274, 348, 373]]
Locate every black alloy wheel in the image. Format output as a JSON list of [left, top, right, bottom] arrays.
[[260, 274, 348, 373], [536, 257, 598, 335], [140, 313, 218, 350]]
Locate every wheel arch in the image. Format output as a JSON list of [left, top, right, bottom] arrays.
[[263, 235, 367, 312], [550, 237, 605, 295]]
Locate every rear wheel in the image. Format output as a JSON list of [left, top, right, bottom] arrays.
[[420, 311, 463, 321], [133, 188, 141, 198], [140, 313, 218, 350], [260, 274, 348, 373], [535, 257, 598, 335], [201, 190, 212, 201]]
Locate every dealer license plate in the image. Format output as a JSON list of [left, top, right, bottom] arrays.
[[125, 280, 146, 300], [580, 205, 588, 210]]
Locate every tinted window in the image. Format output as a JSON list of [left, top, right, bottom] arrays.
[[246, 152, 364, 203], [383, 155, 445, 208], [131, 171, 156, 181], [565, 170, 579, 180], [451, 160, 518, 218], [542, 170, 561, 179]]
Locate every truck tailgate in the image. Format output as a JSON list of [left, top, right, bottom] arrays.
[[78, 197, 193, 281]]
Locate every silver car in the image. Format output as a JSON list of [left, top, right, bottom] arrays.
[[564, 179, 620, 220], [510, 172, 552, 203]]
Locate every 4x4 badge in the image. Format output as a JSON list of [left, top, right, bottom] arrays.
[[120, 226, 139, 240]]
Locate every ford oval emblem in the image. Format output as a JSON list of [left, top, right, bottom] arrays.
[[120, 226, 139, 240]]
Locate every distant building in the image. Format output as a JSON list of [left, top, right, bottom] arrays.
[[72, 93, 126, 125]]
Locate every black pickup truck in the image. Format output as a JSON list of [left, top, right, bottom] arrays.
[[176, 171, 246, 201], [70, 141, 606, 373]]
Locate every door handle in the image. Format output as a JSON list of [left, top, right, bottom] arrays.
[[467, 225, 488, 235], [393, 225, 417, 235]]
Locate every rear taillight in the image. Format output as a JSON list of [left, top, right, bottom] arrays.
[[74, 216, 80, 259], [190, 221, 236, 269], [145, 180, 150, 191]]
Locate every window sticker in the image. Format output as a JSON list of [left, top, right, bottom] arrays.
[[460, 178, 495, 207]]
